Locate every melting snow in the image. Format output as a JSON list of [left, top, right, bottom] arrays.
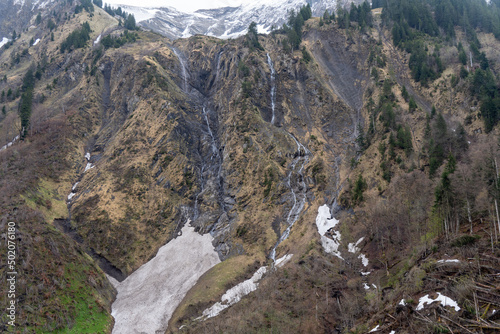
[[437, 259, 460, 263], [94, 34, 101, 45], [111, 222, 220, 333], [84, 162, 94, 172], [399, 299, 407, 306], [85, 152, 91, 160], [315, 205, 343, 259], [199, 254, 292, 319], [67, 192, 76, 201], [0, 135, 20, 151], [363, 283, 370, 290], [348, 237, 364, 253], [359, 253, 369, 267], [32, 38, 40, 46], [0, 37, 10, 49], [201, 266, 267, 319], [416, 292, 460, 311], [361, 271, 371, 276], [275, 254, 293, 268], [369, 324, 380, 332], [390, 331, 396, 334], [72, 182, 79, 191], [347, 237, 368, 266]]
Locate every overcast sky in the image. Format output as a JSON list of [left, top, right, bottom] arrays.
[[103, 0, 248, 12]]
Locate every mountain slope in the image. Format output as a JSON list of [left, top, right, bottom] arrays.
[[1, 0, 500, 333]]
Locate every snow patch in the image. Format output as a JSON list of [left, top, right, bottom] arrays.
[[416, 292, 460, 312], [359, 253, 369, 267], [72, 182, 79, 191], [348, 237, 364, 253], [0, 135, 20, 151], [32, 38, 40, 46], [315, 205, 343, 259], [199, 254, 292, 319], [275, 254, 293, 268], [201, 266, 267, 319], [85, 152, 91, 160], [106, 274, 120, 289], [363, 283, 370, 290], [361, 271, 371, 276], [67, 192, 76, 201], [84, 162, 94, 172], [399, 299, 407, 306], [369, 324, 380, 332], [437, 259, 460, 264], [390, 331, 396, 334], [94, 34, 101, 45], [111, 222, 220, 333], [0, 37, 10, 49]]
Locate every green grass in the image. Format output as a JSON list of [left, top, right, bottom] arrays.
[[25, 263, 113, 334]]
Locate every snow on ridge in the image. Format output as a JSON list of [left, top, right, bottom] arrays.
[[416, 292, 460, 312], [117, 5, 160, 22]]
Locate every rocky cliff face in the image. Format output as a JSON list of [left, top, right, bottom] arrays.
[[2, 1, 499, 333]]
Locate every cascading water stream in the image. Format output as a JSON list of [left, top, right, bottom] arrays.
[[269, 133, 310, 262], [214, 51, 223, 86], [172, 48, 188, 92], [266, 53, 276, 125]]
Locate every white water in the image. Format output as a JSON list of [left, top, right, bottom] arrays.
[[203, 107, 217, 157], [214, 51, 223, 85], [67, 182, 80, 202], [269, 134, 309, 262], [111, 222, 220, 333], [173, 48, 188, 92], [266, 53, 276, 125]]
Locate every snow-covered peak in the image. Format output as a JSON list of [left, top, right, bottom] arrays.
[[112, 0, 346, 40]]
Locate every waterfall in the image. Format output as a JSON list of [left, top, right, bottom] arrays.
[[266, 53, 276, 125], [269, 133, 309, 262], [215, 51, 224, 85], [203, 107, 218, 157], [173, 48, 188, 92]]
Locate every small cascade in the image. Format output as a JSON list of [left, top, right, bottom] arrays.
[[214, 51, 224, 85], [193, 107, 227, 226], [266, 53, 277, 125], [269, 132, 310, 262], [203, 107, 218, 157], [172, 48, 188, 92]]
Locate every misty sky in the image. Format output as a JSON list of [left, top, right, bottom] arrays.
[[103, 0, 249, 12]]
